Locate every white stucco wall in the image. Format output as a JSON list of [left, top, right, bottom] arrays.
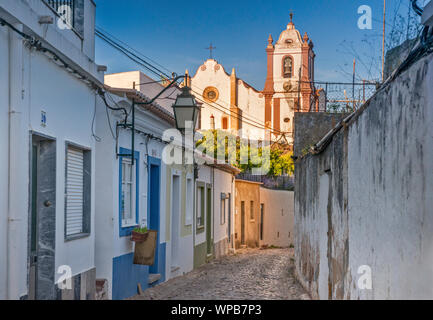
[[104, 71, 179, 116], [236, 79, 266, 141], [0, 0, 102, 299], [191, 60, 231, 131], [0, 0, 101, 81], [1, 42, 98, 299], [191, 59, 266, 141], [165, 167, 194, 280], [195, 166, 212, 247], [213, 169, 234, 245], [295, 52, 433, 300], [259, 189, 294, 248], [30, 52, 97, 284], [94, 92, 172, 298], [346, 53, 433, 300], [0, 22, 10, 300]]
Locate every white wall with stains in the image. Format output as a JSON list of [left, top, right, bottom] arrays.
[[294, 52, 433, 300], [346, 53, 433, 300]]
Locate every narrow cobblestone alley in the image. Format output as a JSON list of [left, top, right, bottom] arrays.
[[131, 249, 310, 300]]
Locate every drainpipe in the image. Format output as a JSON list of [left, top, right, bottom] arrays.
[[7, 23, 24, 300]]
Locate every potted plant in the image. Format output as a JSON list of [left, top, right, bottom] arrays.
[[133, 229, 158, 266], [131, 226, 149, 243]]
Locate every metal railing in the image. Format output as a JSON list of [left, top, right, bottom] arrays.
[[284, 80, 379, 114], [314, 81, 379, 113], [44, 0, 75, 28]]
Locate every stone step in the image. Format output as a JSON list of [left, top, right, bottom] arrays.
[[171, 266, 180, 273], [148, 273, 161, 285]]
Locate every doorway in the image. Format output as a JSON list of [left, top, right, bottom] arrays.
[[206, 186, 212, 256], [148, 158, 161, 276], [260, 204, 264, 241], [171, 175, 180, 269], [29, 134, 56, 300], [227, 193, 232, 243], [241, 201, 245, 246]]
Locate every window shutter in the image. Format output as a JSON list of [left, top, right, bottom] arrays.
[[66, 146, 84, 236]]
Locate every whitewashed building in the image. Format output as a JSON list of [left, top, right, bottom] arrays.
[[101, 71, 198, 294], [94, 82, 178, 299], [194, 156, 239, 268], [0, 0, 103, 300]]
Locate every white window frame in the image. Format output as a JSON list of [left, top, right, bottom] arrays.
[[220, 195, 226, 225], [121, 157, 137, 227], [185, 177, 193, 226], [196, 185, 205, 229]]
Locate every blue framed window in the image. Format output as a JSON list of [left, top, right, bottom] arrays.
[[119, 148, 139, 237]]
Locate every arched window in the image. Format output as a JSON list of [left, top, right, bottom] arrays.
[[283, 56, 293, 78]]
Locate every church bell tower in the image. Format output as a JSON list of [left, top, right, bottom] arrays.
[[263, 13, 316, 140]]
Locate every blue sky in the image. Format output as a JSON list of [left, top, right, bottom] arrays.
[[95, 0, 422, 89]]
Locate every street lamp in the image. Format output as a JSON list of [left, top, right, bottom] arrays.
[[172, 85, 201, 180], [172, 86, 200, 132]]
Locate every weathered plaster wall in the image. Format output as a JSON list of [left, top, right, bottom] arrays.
[[294, 113, 348, 158], [294, 53, 433, 299], [346, 54, 433, 299], [259, 189, 294, 248], [294, 129, 348, 300], [0, 22, 9, 300], [234, 180, 261, 249]]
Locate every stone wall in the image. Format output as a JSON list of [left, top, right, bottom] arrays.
[[294, 113, 348, 158], [294, 52, 433, 299]]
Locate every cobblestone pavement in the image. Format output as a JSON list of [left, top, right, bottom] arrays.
[[131, 248, 310, 300]]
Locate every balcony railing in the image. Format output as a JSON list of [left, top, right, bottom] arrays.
[[44, 0, 75, 29]]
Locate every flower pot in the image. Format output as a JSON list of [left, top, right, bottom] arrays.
[[131, 230, 149, 243], [133, 230, 158, 266]]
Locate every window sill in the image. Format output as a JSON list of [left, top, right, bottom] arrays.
[[119, 224, 139, 238], [65, 233, 90, 242], [122, 223, 139, 228], [196, 226, 205, 234]]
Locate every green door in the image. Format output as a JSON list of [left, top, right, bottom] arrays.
[[206, 187, 212, 255]]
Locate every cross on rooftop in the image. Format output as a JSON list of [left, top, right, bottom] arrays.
[[206, 43, 216, 60]]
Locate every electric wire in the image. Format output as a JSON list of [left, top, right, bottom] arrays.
[[96, 25, 173, 76], [94, 27, 289, 134]]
